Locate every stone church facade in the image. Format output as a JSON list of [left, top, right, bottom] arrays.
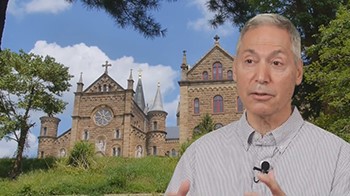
[[37, 37, 243, 158]]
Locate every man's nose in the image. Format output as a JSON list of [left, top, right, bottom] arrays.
[[255, 63, 270, 84]]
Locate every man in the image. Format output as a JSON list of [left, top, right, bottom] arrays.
[[166, 13, 350, 195]]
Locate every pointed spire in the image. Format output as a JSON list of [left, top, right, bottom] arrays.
[[150, 82, 164, 111], [129, 69, 133, 80], [134, 70, 146, 111], [127, 69, 134, 90], [180, 50, 188, 70], [76, 72, 84, 92]]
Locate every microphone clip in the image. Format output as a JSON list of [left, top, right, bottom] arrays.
[[253, 161, 270, 183]]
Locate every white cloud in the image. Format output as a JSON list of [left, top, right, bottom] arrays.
[[8, 0, 71, 15], [30, 40, 178, 107], [187, 0, 233, 36]]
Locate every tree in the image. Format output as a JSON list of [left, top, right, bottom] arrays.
[[304, 3, 350, 141], [193, 113, 215, 136], [180, 114, 215, 155], [0, 49, 72, 179], [0, 0, 177, 51]]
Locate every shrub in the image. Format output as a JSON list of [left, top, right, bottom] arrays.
[[67, 141, 95, 169]]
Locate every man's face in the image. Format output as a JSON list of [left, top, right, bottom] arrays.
[[233, 25, 303, 119]]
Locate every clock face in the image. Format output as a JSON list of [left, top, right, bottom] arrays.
[[94, 107, 113, 126]]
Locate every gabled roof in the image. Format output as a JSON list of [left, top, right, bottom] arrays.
[[83, 73, 124, 93], [187, 44, 234, 75]]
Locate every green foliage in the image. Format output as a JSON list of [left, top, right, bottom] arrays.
[[0, 157, 178, 195], [193, 113, 215, 136], [0, 158, 56, 178], [68, 141, 95, 169], [0, 49, 72, 139], [305, 3, 350, 141], [180, 114, 215, 155]]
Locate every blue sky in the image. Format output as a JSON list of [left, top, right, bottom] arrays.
[[0, 0, 240, 158]]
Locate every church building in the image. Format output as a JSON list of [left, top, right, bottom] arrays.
[[37, 36, 243, 158]]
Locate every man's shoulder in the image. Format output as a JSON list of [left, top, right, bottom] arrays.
[[301, 121, 349, 147], [192, 120, 241, 147]]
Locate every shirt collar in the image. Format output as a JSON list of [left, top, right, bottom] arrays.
[[237, 107, 305, 152]]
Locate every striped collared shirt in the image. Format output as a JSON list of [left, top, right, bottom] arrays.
[[166, 108, 350, 195]]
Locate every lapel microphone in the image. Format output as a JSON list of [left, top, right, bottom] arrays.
[[253, 161, 270, 183]]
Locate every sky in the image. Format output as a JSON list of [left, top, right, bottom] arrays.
[[0, 0, 240, 158]]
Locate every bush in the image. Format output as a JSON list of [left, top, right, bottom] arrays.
[[67, 141, 95, 169]]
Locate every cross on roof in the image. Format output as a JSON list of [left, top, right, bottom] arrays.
[[102, 61, 112, 74], [214, 35, 220, 43]]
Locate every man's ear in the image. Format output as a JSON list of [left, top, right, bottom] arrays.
[[296, 59, 303, 85]]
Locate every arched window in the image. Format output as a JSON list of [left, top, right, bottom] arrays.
[[40, 151, 44, 158], [212, 62, 223, 80], [214, 123, 223, 130], [227, 70, 233, 80], [194, 98, 200, 114], [153, 146, 157, 155], [83, 130, 89, 140], [43, 127, 47, 136], [171, 149, 177, 157], [113, 147, 117, 156], [103, 84, 108, 92], [237, 96, 244, 113], [115, 129, 120, 139], [153, 121, 158, 131], [213, 95, 223, 113], [113, 147, 121, 156], [202, 71, 208, 80]]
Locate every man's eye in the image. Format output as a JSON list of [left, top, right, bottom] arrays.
[[245, 59, 253, 64], [272, 61, 282, 66]]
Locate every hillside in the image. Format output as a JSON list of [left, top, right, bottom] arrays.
[[0, 157, 178, 195]]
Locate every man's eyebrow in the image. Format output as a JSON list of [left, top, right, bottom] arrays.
[[240, 49, 286, 58], [241, 49, 257, 55], [268, 49, 285, 58]]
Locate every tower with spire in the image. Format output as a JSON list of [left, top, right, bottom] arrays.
[[146, 82, 168, 155]]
